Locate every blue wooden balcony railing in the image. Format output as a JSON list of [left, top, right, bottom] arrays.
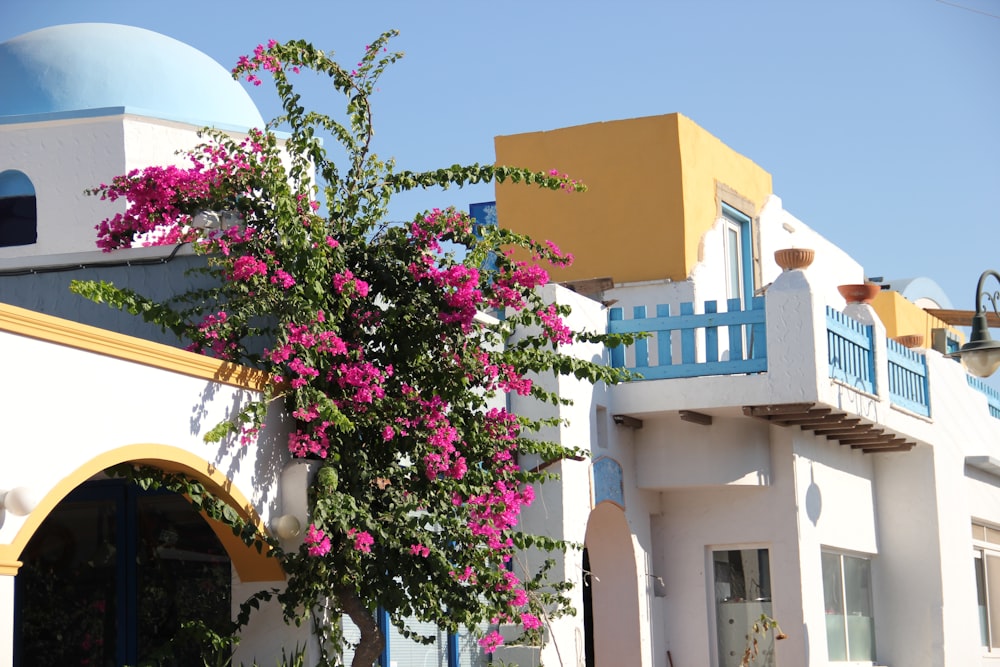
[[607, 297, 767, 379], [886, 338, 930, 417], [604, 296, 955, 420], [826, 306, 876, 395], [968, 376, 1000, 420]]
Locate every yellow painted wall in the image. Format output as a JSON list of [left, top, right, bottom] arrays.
[[674, 114, 772, 281], [494, 113, 772, 284], [872, 291, 963, 347]]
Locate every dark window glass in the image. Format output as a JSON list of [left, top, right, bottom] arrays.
[[15, 480, 232, 666]]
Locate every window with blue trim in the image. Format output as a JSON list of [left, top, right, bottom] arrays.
[[721, 202, 754, 306], [341, 611, 490, 666], [0, 170, 37, 247], [469, 201, 499, 273], [14, 479, 232, 666]]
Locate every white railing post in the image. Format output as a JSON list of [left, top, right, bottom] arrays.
[[764, 267, 827, 403]]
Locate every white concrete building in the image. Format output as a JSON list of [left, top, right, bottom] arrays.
[[3, 22, 1000, 667], [490, 114, 1000, 667]]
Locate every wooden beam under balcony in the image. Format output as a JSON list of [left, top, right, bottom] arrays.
[[926, 308, 1000, 328], [742, 403, 816, 418], [743, 402, 915, 454], [838, 432, 891, 445], [679, 410, 713, 426], [812, 418, 863, 434], [861, 443, 913, 453], [852, 438, 907, 450]]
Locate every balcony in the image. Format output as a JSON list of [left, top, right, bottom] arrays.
[[606, 268, 1000, 456]]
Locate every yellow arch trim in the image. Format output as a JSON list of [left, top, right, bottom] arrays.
[[0, 444, 284, 582], [0, 302, 269, 391]]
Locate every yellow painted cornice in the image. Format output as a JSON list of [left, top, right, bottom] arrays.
[[0, 302, 269, 391], [5, 444, 284, 582], [0, 558, 23, 576]]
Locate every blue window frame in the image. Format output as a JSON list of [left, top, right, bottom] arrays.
[[0, 170, 37, 247], [469, 201, 499, 273], [343, 609, 488, 666], [14, 479, 232, 666], [721, 202, 754, 306]]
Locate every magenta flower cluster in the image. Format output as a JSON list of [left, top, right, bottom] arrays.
[[234, 40, 300, 86], [304, 523, 331, 557], [84, 69, 590, 653]]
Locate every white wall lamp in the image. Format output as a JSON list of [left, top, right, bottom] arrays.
[[948, 270, 1000, 378], [0, 487, 39, 516], [271, 460, 320, 540]]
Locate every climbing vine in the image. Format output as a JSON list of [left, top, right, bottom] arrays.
[[73, 31, 633, 666]]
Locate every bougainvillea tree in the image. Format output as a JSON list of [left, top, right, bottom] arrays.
[[72, 31, 631, 666]]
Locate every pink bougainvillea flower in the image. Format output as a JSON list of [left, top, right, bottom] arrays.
[[521, 613, 542, 630], [304, 524, 331, 557], [348, 528, 374, 553], [478, 631, 504, 652]]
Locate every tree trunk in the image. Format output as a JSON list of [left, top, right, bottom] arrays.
[[335, 586, 383, 667]]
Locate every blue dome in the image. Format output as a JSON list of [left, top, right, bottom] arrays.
[[0, 23, 264, 130]]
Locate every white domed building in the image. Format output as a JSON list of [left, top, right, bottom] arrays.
[[0, 23, 266, 340], [0, 23, 263, 259], [5, 21, 1000, 667], [0, 24, 303, 667]]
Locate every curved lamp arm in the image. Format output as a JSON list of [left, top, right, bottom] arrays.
[[975, 270, 1000, 317], [952, 270, 1000, 377]]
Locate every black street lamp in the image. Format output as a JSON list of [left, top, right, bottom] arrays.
[[949, 270, 1000, 377]]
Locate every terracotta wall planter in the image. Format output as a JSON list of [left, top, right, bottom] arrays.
[[837, 282, 881, 304], [774, 248, 814, 271], [893, 334, 924, 349]]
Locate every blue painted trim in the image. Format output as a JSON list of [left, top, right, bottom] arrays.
[[750, 296, 767, 359], [447, 633, 460, 666], [378, 609, 391, 667], [680, 301, 696, 365], [968, 375, 1000, 420], [609, 307, 624, 368], [727, 297, 745, 359], [607, 307, 766, 334], [705, 300, 719, 362], [826, 307, 876, 394], [606, 298, 768, 379], [656, 303, 672, 365], [469, 201, 499, 273], [0, 170, 35, 197], [721, 202, 755, 304], [887, 337, 930, 416], [633, 358, 768, 380], [0, 105, 265, 133], [633, 305, 648, 367]]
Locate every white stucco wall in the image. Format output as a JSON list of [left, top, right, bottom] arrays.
[[0, 326, 302, 666], [601, 249, 1000, 666], [0, 332, 287, 546], [757, 194, 866, 308], [0, 117, 127, 258], [0, 114, 255, 262]]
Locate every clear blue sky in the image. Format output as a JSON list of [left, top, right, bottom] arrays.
[[2, 0, 998, 310]]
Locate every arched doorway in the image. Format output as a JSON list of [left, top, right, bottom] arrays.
[[583, 502, 642, 666], [14, 479, 233, 666]]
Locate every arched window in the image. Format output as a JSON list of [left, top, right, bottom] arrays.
[[0, 170, 37, 247], [14, 480, 232, 666]]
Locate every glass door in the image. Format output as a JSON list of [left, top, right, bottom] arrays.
[[15, 479, 232, 666]]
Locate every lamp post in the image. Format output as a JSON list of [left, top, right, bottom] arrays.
[[949, 270, 1000, 377]]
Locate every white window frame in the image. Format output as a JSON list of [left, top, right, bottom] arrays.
[[972, 521, 1000, 654], [708, 544, 774, 667], [722, 212, 745, 305], [821, 549, 876, 664]]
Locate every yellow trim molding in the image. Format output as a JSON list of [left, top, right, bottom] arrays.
[[0, 561, 23, 576], [0, 302, 269, 391], [0, 444, 284, 582]]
